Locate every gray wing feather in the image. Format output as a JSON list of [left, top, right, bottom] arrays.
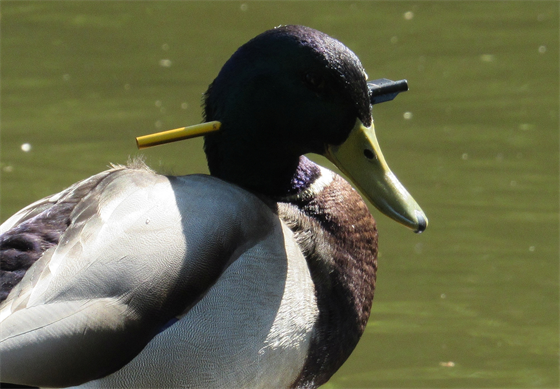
[[0, 168, 270, 388]]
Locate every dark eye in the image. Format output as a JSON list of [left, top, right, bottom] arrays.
[[304, 72, 326, 93]]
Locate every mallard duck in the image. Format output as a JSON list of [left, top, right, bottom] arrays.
[[0, 25, 427, 388]]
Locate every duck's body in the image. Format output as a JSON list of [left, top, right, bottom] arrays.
[[0, 25, 425, 388], [1, 158, 375, 388]]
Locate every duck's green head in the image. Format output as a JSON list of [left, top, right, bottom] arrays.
[[137, 25, 427, 233], [203, 25, 371, 157]]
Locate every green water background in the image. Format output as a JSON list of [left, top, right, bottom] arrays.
[[1, 2, 558, 388]]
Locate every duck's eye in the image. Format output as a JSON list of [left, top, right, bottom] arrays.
[[304, 72, 326, 93], [364, 149, 375, 160]]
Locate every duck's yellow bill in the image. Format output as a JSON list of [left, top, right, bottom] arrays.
[[136, 121, 221, 149], [325, 119, 428, 233]]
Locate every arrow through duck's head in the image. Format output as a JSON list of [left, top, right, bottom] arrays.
[[202, 25, 426, 232], [203, 25, 371, 191], [140, 25, 427, 232]]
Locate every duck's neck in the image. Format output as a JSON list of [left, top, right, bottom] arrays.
[[226, 155, 321, 198], [282, 156, 323, 197], [205, 131, 319, 198]]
